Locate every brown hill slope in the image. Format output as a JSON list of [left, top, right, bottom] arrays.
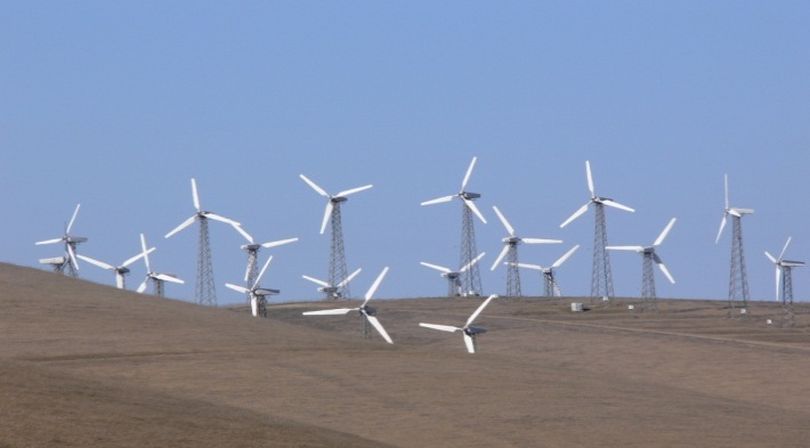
[[2, 263, 810, 447]]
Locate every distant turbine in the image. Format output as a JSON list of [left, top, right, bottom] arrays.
[[419, 294, 498, 354], [560, 161, 634, 300], [490, 205, 561, 297], [302, 268, 362, 300], [136, 234, 184, 297], [225, 256, 279, 318], [715, 174, 754, 314], [510, 245, 580, 297], [78, 241, 155, 289], [421, 156, 487, 296], [35, 203, 86, 277], [765, 237, 805, 325], [233, 226, 297, 303], [420, 252, 486, 297]]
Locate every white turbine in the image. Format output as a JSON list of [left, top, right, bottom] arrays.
[[421, 156, 487, 224], [510, 245, 580, 297], [225, 256, 279, 317], [715, 174, 754, 244], [299, 174, 373, 235], [136, 233, 184, 297], [77, 243, 155, 289], [419, 294, 498, 354], [607, 218, 677, 299], [765, 237, 805, 304], [302, 268, 363, 300], [35, 203, 87, 276], [420, 252, 486, 297]]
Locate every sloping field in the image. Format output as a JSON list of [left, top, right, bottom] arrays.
[[2, 263, 810, 447]]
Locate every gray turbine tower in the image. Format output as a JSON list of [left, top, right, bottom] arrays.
[[165, 178, 243, 306], [35, 203, 86, 277], [765, 237, 805, 325], [607, 218, 677, 308], [299, 174, 372, 299], [511, 245, 580, 297], [560, 161, 635, 300], [136, 233, 184, 297], [715, 174, 754, 314], [421, 156, 487, 297], [490, 205, 561, 297], [232, 225, 297, 302]]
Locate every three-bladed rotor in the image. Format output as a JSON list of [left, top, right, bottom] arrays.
[[560, 161, 635, 228], [77, 241, 155, 289], [490, 205, 561, 271], [299, 174, 373, 235], [764, 237, 805, 302], [715, 174, 755, 244], [136, 233, 184, 294], [511, 245, 580, 296], [419, 294, 497, 353], [420, 156, 487, 224], [35, 203, 87, 272], [607, 218, 677, 284], [225, 256, 279, 317], [420, 252, 486, 296], [165, 178, 244, 239]]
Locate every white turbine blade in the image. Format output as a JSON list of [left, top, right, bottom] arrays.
[[66, 203, 81, 234], [363, 266, 389, 305], [606, 246, 644, 252], [66, 244, 79, 271], [336, 184, 373, 198], [656, 261, 676, 284], [460, 252, 486, 272], [338, 268, 363, 288], [204, 212, 240, 227], [261, 237, 299, 249], [492, 206, 515, 236], [419, 323, 460, 333], [165, 215, 197, 239], [461, 156, 477, 191], [420, 195, 455, 206], [251, 296, 258, 317], [115, 273, 124, 289], [560, 203, 589, 228], [653, 218, 677, 246], [463, 333, 475, 354], [601, 199, 635, 213], [140, 233, 152, 273], [724, 174, 729, 210], [302, 275, 331, 288], [155, 274, 184, 284], [136, 278, 148, 294], [522, 238, 563, 245], [225, 283, 250, 294], [320, 201, 334, 235], [552, 245, 580, 269], [303, 308, 356, 316], [76, 254, 114, 270], [35, 238, 63, 245], [465, 294, 497, 327], [715, 214, 727, 244], [490, 245, 511, 271], [121, 248, 154, 268], [513, 262, 544, 271], [191, 178, 201, 211], [232, 224, 253, 244], [420, 262, 452, 274], [764, 251, 777, 264], [299, 174, 329, 197], [778, 236, 792, 260], [463, 198, 487, 224], [775, 266, 781, 302], [253, 256, 273, 288], [365, 315, 393, 344], [585, 160, 595, 197]]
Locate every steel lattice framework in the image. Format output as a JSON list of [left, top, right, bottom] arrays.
[[196, 218, 217, 306], [329, 202, 350, 299], [459, 205, 483, 297], [590, 203, 615, 300], [727, 215, 750, 315]]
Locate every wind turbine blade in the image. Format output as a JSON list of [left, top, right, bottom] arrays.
[[253, 256, 273, 288], [560, 203, 589, 228], [76, 254, 114, 270], [601, 199, 635, 213], [363, 266, 388, 305], [191, 178, 201, 211], [779, 236, 792, 260], [137, 278, 148, 294], [715, 214, 727, 244], [460, 252, 486, 272], [463, 199, 487, 224], [656, 260, 676, 284], [764, 251, 777, 264], [261, 237, 299, 249], [463, 333, 475, 354], [420, 262, 452, 274], [552, 245, 580, 269], [490, 245, 510, 271], [204, 212, 240, 227], [338, 268, 362, 288], [302, 275, 330, 288], [232, 224, 253, 244], [303, 308, 356, 316], [724, 174, 729, 210], [465, 294, 497, 327], [585, 160, 595, 198], [251, 296, 258, 317], [140, 233, 152, 273], [653, 218, 677, 246], [420, 195, 455, 206], [336, 184, 373, 197], [775, 266, 781, 302], [522, 238, 563, 245], [66, 203, 81, 234], [492, 206, 515, 236], [513, 262, 544, 271], [419, 323, 460, 333], [606, 246, 644, 252], [299, 174, 329, 197], [66, 244, 79, 271], [165, 215, 197, 238], [155, 274, 184, 284], [365, 315, 393, 344], [115, 273, 124, 289], [320, 201, 334, 235], [461, 156, 477, 191], [35, 238, 63, 245], [121, 248, 154, 268], [225, 283, 250, 294]]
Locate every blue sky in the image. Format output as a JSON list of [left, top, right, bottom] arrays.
[[2, 1, 808, 304]]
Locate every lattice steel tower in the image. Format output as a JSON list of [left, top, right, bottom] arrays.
[[765, 237, 805, 326], [715, 174, 754, 315], [236, 233, 298, 304]]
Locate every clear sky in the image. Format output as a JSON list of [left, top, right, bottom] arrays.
[[2, 1, 808, 304]]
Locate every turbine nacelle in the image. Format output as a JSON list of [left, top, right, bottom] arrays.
[[460, 191, 481, 200]]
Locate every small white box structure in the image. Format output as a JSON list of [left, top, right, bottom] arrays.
[[571, 302, 584, 312], [628, 305, 635, 310], [601, 296, 609, 302], [766, 319, 773, 325], [740, 308, 747, 315]]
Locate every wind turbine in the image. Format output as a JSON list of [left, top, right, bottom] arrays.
[[225, 256, 279, 318], [765, 237, 805, 311], [300, 174, 372, 299], [77, 242, 156, 289], [35, 203, 86, 277], [607, 218, 677, 304], [136, 233, 184, 297], [715, 174, 754, 313], [303, 267, 393, 344], [419, 294, 498, 354], [510, 245, 580, 297], [421, 156, 487, 297], [232, 226, 297, 299], [490, 206, 561, 297], [165, 178, 243, 306], [302, 268, 362, 300], [560, 161, 634, 300], [420, 252, 486, 297]]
